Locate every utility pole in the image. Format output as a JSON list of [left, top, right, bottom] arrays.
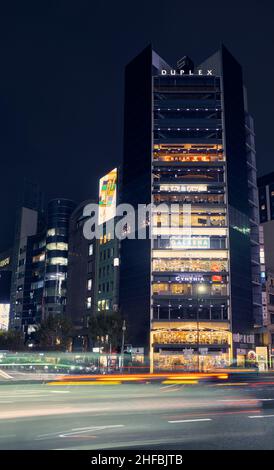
[[121, 320, 126, 373], [197, 306, 200, 372]]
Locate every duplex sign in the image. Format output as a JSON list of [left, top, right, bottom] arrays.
[[160, 69, 214, 76]]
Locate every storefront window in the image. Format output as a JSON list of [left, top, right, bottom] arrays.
[[152, 258, 228, 272], [153, 329, 229, 345], [152, 282, 227, 296]]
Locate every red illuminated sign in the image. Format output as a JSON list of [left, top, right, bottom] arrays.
[[212, 275, 222, 282]]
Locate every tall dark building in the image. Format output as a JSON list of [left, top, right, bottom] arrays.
[[120, 45, 261, 370]]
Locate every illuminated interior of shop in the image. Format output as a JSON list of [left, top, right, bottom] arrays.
[[152, 329, 230, 345], [153, 143, 224, 163], [152, 258, 228, 272], [152, 282, 227, 296]]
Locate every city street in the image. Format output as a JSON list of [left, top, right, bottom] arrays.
[[1, 375, 274, 449]]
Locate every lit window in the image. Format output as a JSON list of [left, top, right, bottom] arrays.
[[32, 253, 45, 263], [47, 229, 56, 237], [47, 257, 68, 266], [46, 242, 68, 251], [114, 258, 119, 267], [87, 297, 92, 309], [89, 244, 93, 256], [87, 279, 92, 291]]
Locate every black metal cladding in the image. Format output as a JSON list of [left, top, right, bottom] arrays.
[[120, 45, 152, 347], [221, 45, 253, 333]]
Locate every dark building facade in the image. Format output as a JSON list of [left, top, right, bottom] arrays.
[[258, 173, 274, 271], [120, 45, 262, 370], [66, 200, 97, 351], [258, 172, 274, 224], [67, 200, 97, 327]]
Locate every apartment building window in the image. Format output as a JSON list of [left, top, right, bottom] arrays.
[[87, 279, 92, 291], [87, 297, 92, 309], [89, 244, 93, 256]]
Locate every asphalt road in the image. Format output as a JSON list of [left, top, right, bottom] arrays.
[[1, 376, 274, 450]]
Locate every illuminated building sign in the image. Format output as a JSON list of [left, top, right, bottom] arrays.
[[98, 168, 117, 225], [0, 304, 9, 330], [160, 184, 207, 193], [170, 237, 210, 249], [175, 275, 205, 283], [160, 69, 214, 76], [0, 257, 10, 268], [233, 333, 255, 344], [212, 275, 222, 282]]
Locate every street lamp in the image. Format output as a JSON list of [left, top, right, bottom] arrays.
[[197, 284, 207, 371]]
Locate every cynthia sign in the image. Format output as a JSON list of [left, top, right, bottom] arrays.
[[160, 69, 214, 76], [175, 274, 205, 283]]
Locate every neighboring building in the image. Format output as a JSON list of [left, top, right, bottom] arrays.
[[258, 172, 274, 270], [43, 199, 76, 317], [120, 45, 262, 370], [257, 173, 274, 364], [66, 200, 97, 350], [9, 180, 44, 330], [10, 209, 42, 330], [95, 168, 120, 315], [262, 271, 274, 365], [9, 196, 75, 335]]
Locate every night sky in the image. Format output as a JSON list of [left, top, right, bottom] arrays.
[[0, 0, 273, 251]]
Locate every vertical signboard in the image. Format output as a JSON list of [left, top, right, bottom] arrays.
[[98, 168, 117, 225]]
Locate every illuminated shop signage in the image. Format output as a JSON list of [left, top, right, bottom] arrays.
[[212, 275, 222, 282], [0, 257, 10, 268], [98, 168, 117, 225], [233, 333, 255, 344], [170, 237, 210, 249], [175, 275, 205, 283], [0, 304, 9, 330], [160, 184, 207, 193], [160, 69, 214, 76]]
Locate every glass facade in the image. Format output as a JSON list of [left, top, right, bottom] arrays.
[[43, 199, 75, 317], [151, 73, 231, 370]]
